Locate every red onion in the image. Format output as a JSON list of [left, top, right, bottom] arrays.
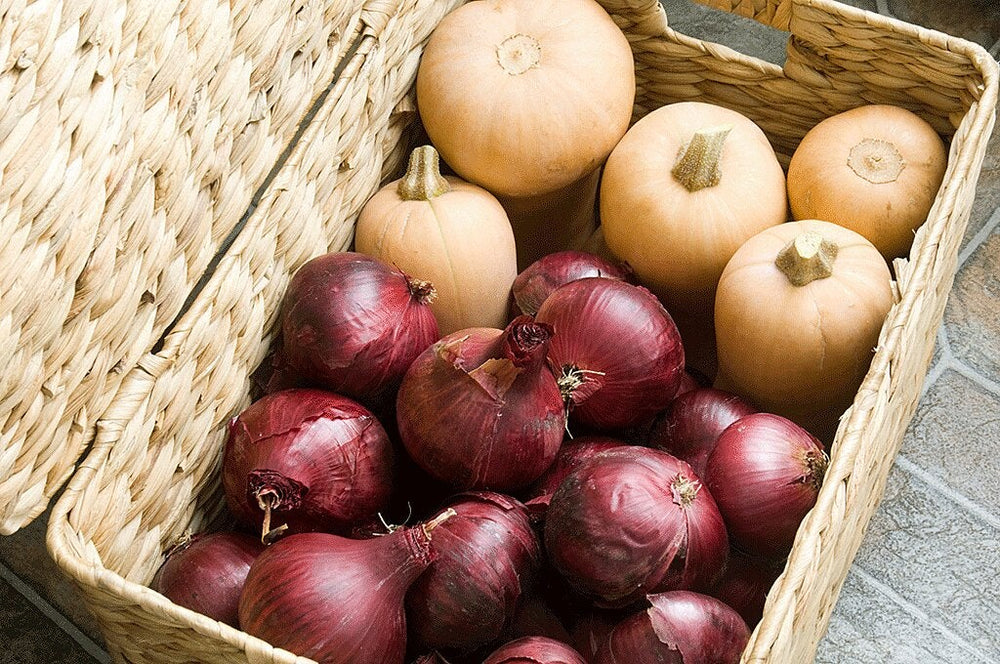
[[704, 412, 828, 559], [646, 388, 757, 479], [511, 250, 631, 316], [150, 532, 263, 627], [407, 492, 542, 654], [223, 388, 394, 540], [280, 251, 439, 406], [506, 594, 574, 645], [535, 277, 685, 431], [238, 513, 452, 664], [483, 636, 588, 664], [675, 371, 702, 397], [544, 447, 728, 608], [569, 609, 626, 663], [397, 315, 565, 491], [594, 591, 750, 664], [708, 550, 783, 628], [522, 436, 624, 513]]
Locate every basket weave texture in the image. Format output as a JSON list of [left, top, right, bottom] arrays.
[[0, 0, 383, 535], [46, 0, 998, 663]]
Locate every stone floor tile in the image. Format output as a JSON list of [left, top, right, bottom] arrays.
[[944, 223, 1000, 379], [0, 508, 105, 646], [817, 568, 986, 663], [849, 465, 1000, 657], [963, 126, 1000, 250], [888, 0, 1000, 49], [899, 369, 1000, 515], [0, 576, 103, 664], [661, 0, 789, 65]]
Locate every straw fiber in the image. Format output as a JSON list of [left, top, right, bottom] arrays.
[[46, 0, 997, 662], [0, 0, 376, 535]]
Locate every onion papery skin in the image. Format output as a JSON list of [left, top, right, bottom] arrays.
[[544, 447, 728, 609], [223, 388, 394, 538], [535, 277, 685, 431], [569, 609, 628, 663], [594, 591, 750, 664], [646, 388, 757, 480], [704, 412, 829, 559], [483, 636, 588, 664], [397, 316, 565, 491], [238, 526, 437, 664], [505, 593, 574, 645], [407, 492, 543, 654], [280, 251, 439, 407], [708, 550, 783, 628], [151, 532, 264, 627], [511, 250, 631, 317], [522, 436, 625, 514]]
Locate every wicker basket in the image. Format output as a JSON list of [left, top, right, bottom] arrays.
[[0, 0, 388, 535], [46, 0, 998, 662]]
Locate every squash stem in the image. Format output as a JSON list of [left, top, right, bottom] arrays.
[[775, 231, 839, 286], [671, 124, 733, 192], [398, 145, 451, 201]]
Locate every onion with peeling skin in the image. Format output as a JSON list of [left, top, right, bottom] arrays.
[[521, 436, 625, 515], [544, 447, 728, 609], [511, 250, 631, 317], [535, 277, 685, 432], [223, 388, 394, 541], [704, 412, 829, 559], [594, 591, 750, 664], [483, 636, 588, 664]]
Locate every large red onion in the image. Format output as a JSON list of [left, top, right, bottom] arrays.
[[280, 251, 439, 406], [569, 609, 626, 663], [522, 436, 624, 514], [223, 388, 394, 540], [238, 514, 451, 664], [511, 250, 631, 316], [407, 492, 542, 654], [535, 277, 684, 431], [483, 636, 588, 664], [645, 388, 757, 479], [397, 315, 565, 491], [151, 532, 264, 627], [704, 412, 828, 559], [594, 591, 750, 664], [544, 447, 728, 608], [708, 550, 783, 628]]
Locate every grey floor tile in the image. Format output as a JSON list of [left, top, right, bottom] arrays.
[[887, 0, 1000, 48], [0, 576, 103, 664], [945, 223, 1000, 380], [849, 465, 1000, 657], [661, 0, 789, 65]]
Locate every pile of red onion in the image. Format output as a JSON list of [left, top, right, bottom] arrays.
[[149, 249, 833, 663]]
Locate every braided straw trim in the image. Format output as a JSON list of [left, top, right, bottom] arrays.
[[47, 0, 997, 662], [0, 0, 370, 535]]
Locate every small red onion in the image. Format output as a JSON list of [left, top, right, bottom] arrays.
[[708, 550, 783, 628], [407, 492, 542, 653], [511, 250, 631, 316], [238, 513, 451, 664], [397, 315, 565, 491], [521, 436, 624, 514], [483, 636, 587, 664], [151, 532, 263, 627], [535, 277, 685, 431], [223, 388, 394, 540], [280, 251, 439, 406], [646, 388, 757, 479], [704, 412, 829, 559], [506, 594, 574, 645], [544, 447, 728, 608], [594, 591, 750, 664]]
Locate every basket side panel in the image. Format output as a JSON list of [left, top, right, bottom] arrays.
[[0, 0, 368, 534]]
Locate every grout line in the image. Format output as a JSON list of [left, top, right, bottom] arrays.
[[950, 358, 1000, 399], [0, 560, 111, 663], [895, 455, 1000, 530], [851, 566, 993, 663], [957, 205, 1000, 268]]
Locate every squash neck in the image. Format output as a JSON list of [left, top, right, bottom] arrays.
[[398, 145, 451, 201], [775, 231, 839, 286], [672, 124, 733, 192]]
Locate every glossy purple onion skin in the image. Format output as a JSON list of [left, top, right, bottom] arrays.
[[647, 388, 757, 479], [544, 447, 728, 609], [407, 492, 542, 653], [397, 316, 565, 491], [535, 277, 685, 431], [704, 412, 828, 559], [522, 436, 625, 513], [708, 550, 783, 628], [512, 250, 631, 316], [151, 532, 263, 627], [238, 527, 436, 664], [594, 591, 750, 664], [280, 251, 439, 406], [223, 388, 394, 537], [483, 636, 588, 664]]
